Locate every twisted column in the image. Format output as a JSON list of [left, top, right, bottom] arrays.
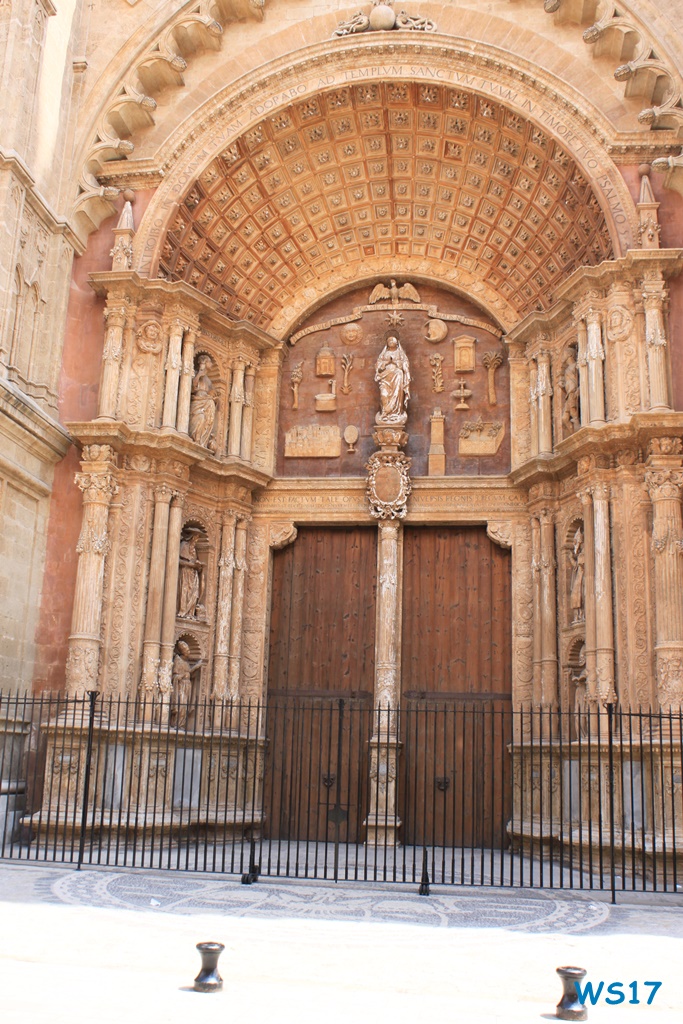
[[176, 329, 197, 435], [141, 484, 173, 697], [65, 448, 118, 696], [646, 464, 683, 705], [97, 304, 127, 420], [162, 319, 185, 428], [585, 308, 605, 425], [592, 482, 615, 702], [227, 359, 246, 457], [212, 511, 238, 702], [227, 514, 250, 699]]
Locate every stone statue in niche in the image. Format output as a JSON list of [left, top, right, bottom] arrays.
[[375, 336, 411, 425], [170, 640, 201, 729], [569, 526, 585, 624], [560, 347, 580, 435], [188, 354, 217, 449], [178, 529, 205, 619]]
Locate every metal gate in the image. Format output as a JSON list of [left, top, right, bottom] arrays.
[[1, 692, 682, 895]]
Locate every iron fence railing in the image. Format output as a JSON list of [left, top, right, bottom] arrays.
[[0, 691, 681, 896]]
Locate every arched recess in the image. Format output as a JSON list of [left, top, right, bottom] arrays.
[[129, 38, 640, 339]]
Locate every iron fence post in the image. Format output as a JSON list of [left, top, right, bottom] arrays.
[[76, 690, 99, 871], [607, 701, 616, 904]]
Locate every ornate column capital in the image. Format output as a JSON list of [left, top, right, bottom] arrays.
[[645, 468, 683, 503], [648, 437, 683, 460], [591, 481, 611, 503], [153, 483, 174, 504], [75, 471, 118, 506]]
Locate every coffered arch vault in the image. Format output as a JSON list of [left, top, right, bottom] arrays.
[[157, 81, 616, 335]]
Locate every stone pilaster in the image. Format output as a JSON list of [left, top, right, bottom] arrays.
[[585, 308, 606, 425], [97, 303, 127, 420], [539, 509, 558, 706], [579, 487, 598, 703], [228, 359, 246, 457], [176, 329, 196, 435], [642, 275, 670, 411], [646, 439, 683, 706], [575, 316, 590, 428], [530, 515, 542, 706], [375, 521, 402, 708], [161, 318, 185, 429], [65, 446, 118, 696], [227, 514, 250, 699], [536, 352, 553, 454], [158, 492, 186, 703], [593, 481, 616, 703], [141, 483, 173, 697], [529, 360, 539, 458], [240, 363, 257, 461], [212, 511, 238, 702]]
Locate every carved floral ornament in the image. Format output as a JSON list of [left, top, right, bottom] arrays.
[[333, 2, 436, 37]]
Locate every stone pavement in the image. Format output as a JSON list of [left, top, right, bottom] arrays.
[[0, 862, 681, 1023]]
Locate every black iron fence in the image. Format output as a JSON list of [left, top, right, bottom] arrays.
[[0, 691, 681, 895]]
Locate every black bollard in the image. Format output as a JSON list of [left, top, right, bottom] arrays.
[[556, 966, 588, 1021], [418, 849, 430, 896], [193, 942, 225, 993], [241, 836, 260, 885]]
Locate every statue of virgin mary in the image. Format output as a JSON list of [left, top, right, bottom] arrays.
[[375, 336, 411, 425]]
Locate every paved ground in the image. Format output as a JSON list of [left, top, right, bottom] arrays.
[[0, 862, 681, 1022]]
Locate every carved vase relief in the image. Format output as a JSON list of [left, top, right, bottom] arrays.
[[279, 282, 509, 477]]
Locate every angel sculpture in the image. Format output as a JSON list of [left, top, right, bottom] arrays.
[[369, 279, 421, 305]]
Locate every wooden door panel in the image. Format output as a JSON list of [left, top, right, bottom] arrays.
[[400, 527, 512, 848], [265, 527, 377, 842]]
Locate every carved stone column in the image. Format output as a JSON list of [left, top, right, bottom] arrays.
[[176, 329, 196, 435], [158, 492, 186, 703], [162, 319, 184, 429], [227, 359, 246, 457], [97, 303, 127, 420], [575, 316, 590, 428], [529, 360, 539, 458], [508, 343, 531, 469], [212, 511, 237, 703], [531, 516, 542, 705], [579, 487, 598, 702], [240, 363, 257, 461], [368, 520, 402, 844], [141, 484, 173, 697], [537, 352, 553, 454], [539, 509, 558, 705], [585, 308, 606, 425], [642, 278, 671, 411], [646, 442, 683, 706], [593, 481, 615, 703], [227, 514, 250, 699], [65, 447, 118, 696]]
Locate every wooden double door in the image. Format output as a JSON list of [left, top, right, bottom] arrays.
[[264, 525, 512, 847]]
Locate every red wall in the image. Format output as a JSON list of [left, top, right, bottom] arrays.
[[32, 192, 155, 692]]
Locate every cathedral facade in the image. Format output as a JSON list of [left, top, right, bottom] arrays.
[[2, 0, 683, 860]]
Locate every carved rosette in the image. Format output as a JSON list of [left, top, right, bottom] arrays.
[[366, 451, 412, 519]]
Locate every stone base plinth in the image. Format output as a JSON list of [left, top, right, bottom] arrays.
[[364, 814, 402, 847]]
